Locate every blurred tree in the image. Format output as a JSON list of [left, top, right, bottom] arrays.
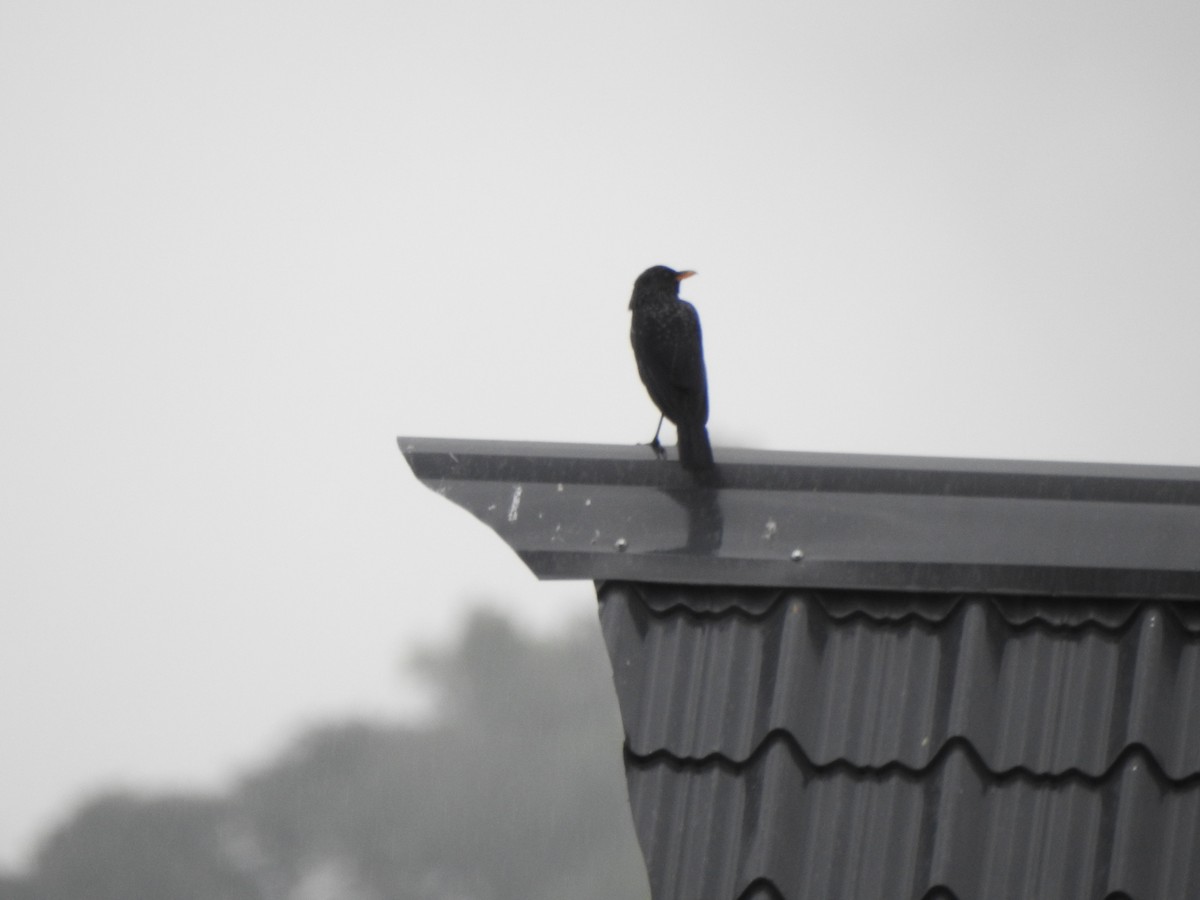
[[237, 611, 648, 900], [8, 611, 649, 900], [29, 794, 259, 900]]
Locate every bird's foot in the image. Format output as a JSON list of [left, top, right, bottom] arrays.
[[647, 436, 668, 461]]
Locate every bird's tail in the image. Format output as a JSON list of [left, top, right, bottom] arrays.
[[677, 420, 714, 472]]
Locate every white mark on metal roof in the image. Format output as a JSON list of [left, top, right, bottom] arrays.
[[585, 498, 592, 506], [763, 519, 777, 540], [507, 485, 523, 522], [590, 529, 601, 544], [487, 504, 496, 511], [556, 483, 564, 492], [449, 452, 459, 463]]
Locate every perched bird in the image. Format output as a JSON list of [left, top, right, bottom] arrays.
[[629, 265, 714, 471]]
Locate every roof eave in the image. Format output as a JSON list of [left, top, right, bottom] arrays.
[[399, 437, 1200, 600]]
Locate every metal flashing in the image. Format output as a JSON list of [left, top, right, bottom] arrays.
[[399, 437, 1200, 599]]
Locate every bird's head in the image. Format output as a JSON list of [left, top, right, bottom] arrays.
[[629, 265, 695, 310]]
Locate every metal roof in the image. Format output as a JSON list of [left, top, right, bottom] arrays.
[[399, 437, 1200, 599], [602, 585, 1200, 779], [600, 581, 1200, 900], [400, 437, 1200, 899]]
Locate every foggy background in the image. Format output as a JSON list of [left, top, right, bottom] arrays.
[[2, 0, 1199, 886]]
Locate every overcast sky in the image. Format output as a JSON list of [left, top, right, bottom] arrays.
[[2, 0, 1199, 872]]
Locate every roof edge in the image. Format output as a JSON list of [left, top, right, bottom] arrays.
[[398, 437, 1200, 599]]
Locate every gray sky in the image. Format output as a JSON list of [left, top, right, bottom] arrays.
[[2, 0, 1199, 871]]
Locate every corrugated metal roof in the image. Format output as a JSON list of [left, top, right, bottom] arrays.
[[625, 739, 1200, 900], [599, 581, 1200, 900], [399, 437, 1200, 599], [602, 584, 1200, 778]]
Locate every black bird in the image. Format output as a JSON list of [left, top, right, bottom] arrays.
[[629, 265, 714, 471]]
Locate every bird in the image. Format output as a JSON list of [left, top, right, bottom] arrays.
[[628, 265, 714, 472]]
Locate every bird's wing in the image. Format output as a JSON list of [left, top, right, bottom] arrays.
[[669, 301, 707, 392]]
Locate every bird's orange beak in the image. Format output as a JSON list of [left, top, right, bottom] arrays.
[[676, 270, 696, 280]]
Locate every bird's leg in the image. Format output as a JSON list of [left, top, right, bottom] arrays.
[[648, 415, 667, 460], [651, 415, 664, 445]]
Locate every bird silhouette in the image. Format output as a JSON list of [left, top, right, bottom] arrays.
[[629, 265, 714, 472]]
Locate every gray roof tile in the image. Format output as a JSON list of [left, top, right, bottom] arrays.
[[625, 738, 1200, 900], [600, 581, 1200, 900], [602, 583, 1200, 779]]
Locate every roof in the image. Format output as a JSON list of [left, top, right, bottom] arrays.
[[399, 437, 1200, 599], [400, 437, 1200, 900], [600, 582, 1200, 900]]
